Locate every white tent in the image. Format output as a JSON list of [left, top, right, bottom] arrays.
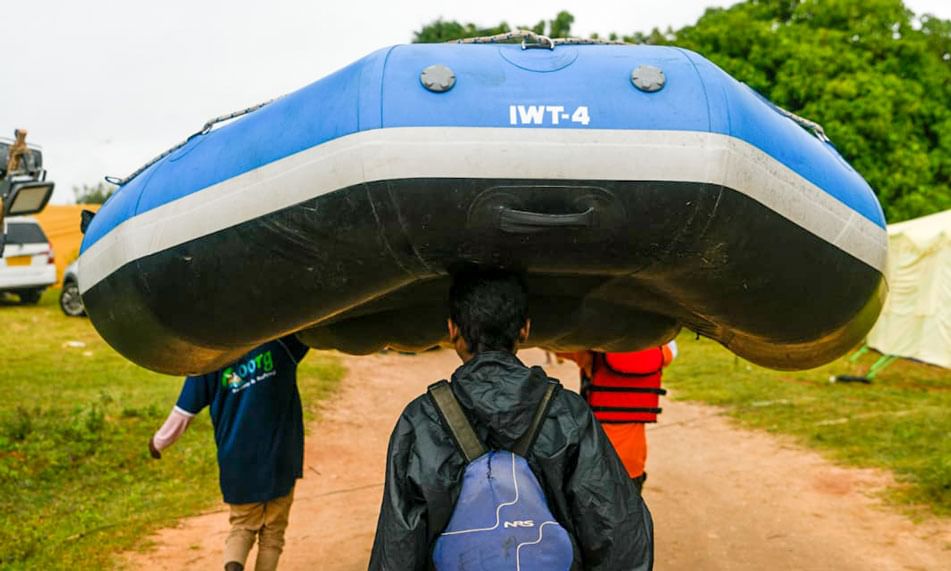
[[867, 209, 951, 369]]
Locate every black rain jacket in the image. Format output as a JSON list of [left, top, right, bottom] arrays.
[[369, 351, 654, 570]]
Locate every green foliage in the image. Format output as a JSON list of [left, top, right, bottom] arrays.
[[666, 331, 951, 517], [548, 11, 575, 38], [413, 2, 950, 222], [73, 181, 116, 205], [0, 290, 343, 568]]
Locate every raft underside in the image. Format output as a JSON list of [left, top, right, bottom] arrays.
[[81, 179, 885, 375]]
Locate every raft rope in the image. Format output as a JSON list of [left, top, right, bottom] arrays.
[[106, 98, 277, 186], [451, 29, 627, 49], [771, 105, 831, 143], [738, 82, 831, 143]]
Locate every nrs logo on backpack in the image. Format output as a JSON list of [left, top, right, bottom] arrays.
[[428, 381, 573, 571]]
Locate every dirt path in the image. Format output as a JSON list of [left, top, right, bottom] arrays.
[[124, 349, 949, 570]]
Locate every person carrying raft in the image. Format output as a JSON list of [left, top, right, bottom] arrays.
[[148, 335, 309, 571], [370, 269, 653, 570], [558, 343, 677, 494]]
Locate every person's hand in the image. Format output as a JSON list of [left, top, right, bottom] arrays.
[[148, 437, 162, 460]]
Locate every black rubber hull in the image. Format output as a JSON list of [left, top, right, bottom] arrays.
[[82, 179, 886, 375]]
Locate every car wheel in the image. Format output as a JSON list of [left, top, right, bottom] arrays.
[[18, 289, 42, 305], [59, 280, 86, 317]]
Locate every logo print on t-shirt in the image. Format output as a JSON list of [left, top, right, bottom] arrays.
[[221, 350, 277, 392]]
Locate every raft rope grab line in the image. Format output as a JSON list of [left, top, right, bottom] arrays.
[[451, 29, 627, 49], [772, 105, 831, 143], [742, 83, 831, 143], [107, 98, 277, 186]]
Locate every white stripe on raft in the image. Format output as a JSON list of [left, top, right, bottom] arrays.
[[78, 127, 887, 294]]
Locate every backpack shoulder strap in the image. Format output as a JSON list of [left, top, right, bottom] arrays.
[[513, 381, 559, 458], [427, 381, 487, 463]]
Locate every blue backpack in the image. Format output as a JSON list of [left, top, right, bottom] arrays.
[[428, 380, 574, 571]]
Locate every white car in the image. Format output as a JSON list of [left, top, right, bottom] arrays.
[[60, 259, 85, 316], [0, 216, 56, 304]]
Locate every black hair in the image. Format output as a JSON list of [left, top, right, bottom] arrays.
[[448, 269, 529, 354]]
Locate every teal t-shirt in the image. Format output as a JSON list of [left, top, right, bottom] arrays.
[[176, 335, 309, 504]]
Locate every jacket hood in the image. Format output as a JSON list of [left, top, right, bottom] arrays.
[[449, 351, 553, 450]]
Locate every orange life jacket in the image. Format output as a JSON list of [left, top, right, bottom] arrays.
[[583, 348, 667, 423]]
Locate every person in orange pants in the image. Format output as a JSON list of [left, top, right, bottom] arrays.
[[558, 341, 677, 493]]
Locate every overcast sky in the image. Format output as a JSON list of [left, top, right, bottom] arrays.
[[3, 0, 948, 204]]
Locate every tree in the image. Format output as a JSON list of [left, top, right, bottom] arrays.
[[73, 182, 116, 205], [548, 11, 575, 38], [413, 2, 949, 222]]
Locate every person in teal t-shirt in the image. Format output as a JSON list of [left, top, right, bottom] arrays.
[[149, 335, 309, 571]]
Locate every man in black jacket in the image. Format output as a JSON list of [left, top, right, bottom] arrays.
[[369, 270, 654, 570]]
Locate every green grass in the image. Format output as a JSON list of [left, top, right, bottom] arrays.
[[0, 290, 344, 569], [665, 331, 951, 517]]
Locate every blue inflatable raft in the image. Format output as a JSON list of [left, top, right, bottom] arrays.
[[78, 42, 888, 375]]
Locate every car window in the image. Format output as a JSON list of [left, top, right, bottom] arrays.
[[5, 222, 48, 245]]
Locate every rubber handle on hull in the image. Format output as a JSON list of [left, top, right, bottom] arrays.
[[499, 206, 595, 233]]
